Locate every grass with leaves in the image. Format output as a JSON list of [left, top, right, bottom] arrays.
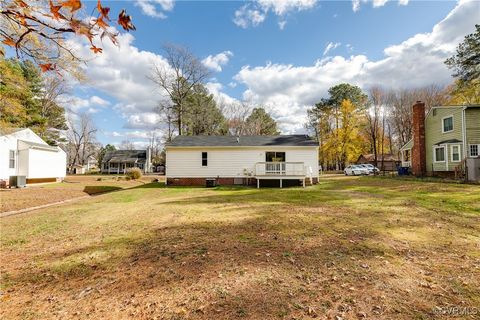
[[1, 176, 479, 319]]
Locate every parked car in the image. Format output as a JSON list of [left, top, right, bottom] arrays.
[[358, 164, 379, 174], [344, 165, 369, 176]]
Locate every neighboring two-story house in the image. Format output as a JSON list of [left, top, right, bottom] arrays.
[[400, 102, 480, 181]]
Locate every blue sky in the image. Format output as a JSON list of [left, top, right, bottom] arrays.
[[63, 0, 478, 147]]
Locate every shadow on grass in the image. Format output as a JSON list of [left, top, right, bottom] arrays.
[[4, 177, 480, 319], [82, 185, 123, 195]]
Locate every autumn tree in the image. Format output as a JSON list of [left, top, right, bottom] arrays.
[[1, 0, 135, 72], [225, 101, 253, 136], [244, 107, 280, 135], [150, 44, 211, 135], [0, 58, 67, 144], [307, 83, 368, 169]]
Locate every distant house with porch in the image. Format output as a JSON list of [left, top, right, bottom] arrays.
[[400, 102, 480, 181], [356, 153, 400, 171], [101, 149, 152, 174], [165, 135, 319, 188]]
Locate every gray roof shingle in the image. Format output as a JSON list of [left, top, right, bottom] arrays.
[[167, 135, 318, 147], [103, 150, 147, 163]]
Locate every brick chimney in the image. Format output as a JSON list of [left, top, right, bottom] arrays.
[[411, 101, 426, 176]]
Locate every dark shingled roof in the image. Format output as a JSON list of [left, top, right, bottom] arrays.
[[102, 150, 147, 163], [167, 135, 318, 147]]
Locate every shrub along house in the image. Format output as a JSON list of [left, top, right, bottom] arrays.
[[400, 102, 480, 181], [100, 149, 152, 174], [165, 135, 319, 188]]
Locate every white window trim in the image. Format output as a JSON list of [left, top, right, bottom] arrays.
[[441, 115, 454, 133], [9, 150, 16, 169], [201, 152, 208, 167], [469, 144, 480, 157], [450, 144, 461, 162], [433, 146, 446, 163]]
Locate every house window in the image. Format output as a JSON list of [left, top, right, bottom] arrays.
[[442, 116, 453, 133], [9, 150, 15, 169], [451, 145, 461, 162], [202, 152, 208, 166], [470, 144, 479, 157], [266, 152, 286, 162], [434, 146, 445, 162]]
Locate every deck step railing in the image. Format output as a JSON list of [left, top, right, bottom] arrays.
[[255, 162, 305, 176]]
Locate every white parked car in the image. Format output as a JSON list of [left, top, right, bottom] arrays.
[[358, 164, 379, 174], [344, 165, 369, 176]]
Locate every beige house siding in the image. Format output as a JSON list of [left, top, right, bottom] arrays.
[[425, 107, 464, 172], [465, 108, 480, 145]]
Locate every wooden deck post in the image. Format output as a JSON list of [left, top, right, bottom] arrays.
[[303, 178, 305, 188], [257, 179, 260, 189], [280, 179, 282, 188]]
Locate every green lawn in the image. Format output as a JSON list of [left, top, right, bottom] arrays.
[[1, 176, 479, 319]]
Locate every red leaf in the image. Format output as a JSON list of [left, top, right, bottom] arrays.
[[60, 0, 82, 12], [118, 9, 136, 31], [97, 0, 110, 20], [2, 38, 16, 47], [90, 46, 102, 54], [39, 63, 56, 72], [94, 16, 109, 29], [49, 0, 65, 20]]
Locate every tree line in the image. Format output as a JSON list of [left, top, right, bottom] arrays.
[[305, 25, 479, 170]]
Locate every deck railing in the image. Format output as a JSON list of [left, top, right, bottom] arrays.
[[401, 161, 411, 167], [254, 162, 305, 176]]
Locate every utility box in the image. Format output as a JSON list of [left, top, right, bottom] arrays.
[[466, 158, 480, 182], [9, 175, 27, 188], [205, 178, 217, 188]]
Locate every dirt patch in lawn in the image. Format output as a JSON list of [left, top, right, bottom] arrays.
[[0, 176, 479, 319], [0, 175, 165, 213]]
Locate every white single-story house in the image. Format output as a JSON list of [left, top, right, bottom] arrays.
[[165, 135, 319, 188], [0, 128, 66, 186], [100, 149, 152, 174]]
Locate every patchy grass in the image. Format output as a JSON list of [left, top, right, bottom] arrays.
[[0, 176, 479, 319], [0, 175, 165, 213]]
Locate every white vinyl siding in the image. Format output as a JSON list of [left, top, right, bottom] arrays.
[[166, 147, 319, 179]]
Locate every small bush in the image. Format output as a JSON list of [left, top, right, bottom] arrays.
[[126, 168, 142, 180], [96, 178, 102, 181]]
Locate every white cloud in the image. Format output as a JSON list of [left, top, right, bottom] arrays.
[[67, 31, 173, 130], [353, 0, 408, 11], [233, 5, 266, 29], [323, 42, 341, 56], [233, 0, 317, 29], [135, 0, 175, 18], [234, 0, 479, 133], [202, 51, 234, 72]]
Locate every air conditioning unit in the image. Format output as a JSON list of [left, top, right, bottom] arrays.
[[205, 178, 217, 188], [9, 175, 27, 188]]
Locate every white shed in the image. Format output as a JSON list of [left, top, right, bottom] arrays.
[[0, 128, 66, 186], [166, 135, 319, 188]]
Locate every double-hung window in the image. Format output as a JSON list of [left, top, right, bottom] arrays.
[[434, 146, 445, 162], [442, 116, 453, 133], [201, 152, 208, 166], [470, 144, 479, 157], [9, 150, 15, 169], [450, 145, 461, 162]]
